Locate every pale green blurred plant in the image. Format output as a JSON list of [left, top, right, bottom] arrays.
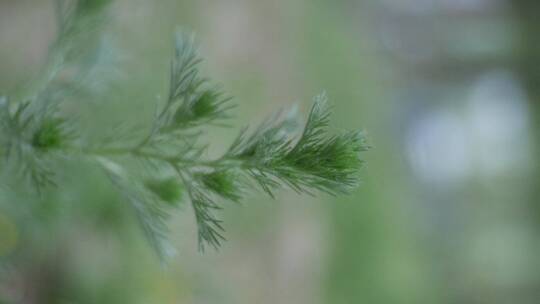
[[0, 0, 369, 259]]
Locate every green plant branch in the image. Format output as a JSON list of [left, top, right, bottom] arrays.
[[0, 1, 369, 258]]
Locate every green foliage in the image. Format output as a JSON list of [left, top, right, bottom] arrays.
[[173, 88, 233, 127], [0, 98, 70, 191], [144, 177, 184, 205], [197, 170, 243, 202], [225, 93, 368, 197], [31, 118, 71, 151], [0, 0, 369, 258]]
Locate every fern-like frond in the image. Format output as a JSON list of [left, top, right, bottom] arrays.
[[0, 12, 369, 257]]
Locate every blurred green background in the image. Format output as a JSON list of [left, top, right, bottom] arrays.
[[1, 0, 539, 303]]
